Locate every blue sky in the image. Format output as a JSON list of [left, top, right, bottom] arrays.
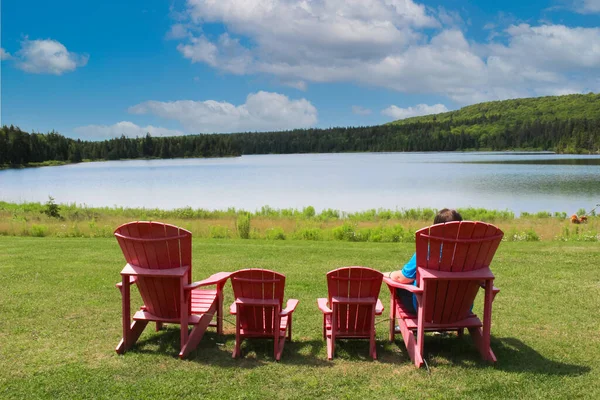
[[1, 0, 599, 140]]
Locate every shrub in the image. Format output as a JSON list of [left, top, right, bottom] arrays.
[[302, 206, 316, 219], [293, 228, 322, 241], [42, 196, 62, 219], [236, 213, 251, 239], [332, 223, 357, 241], [209, 226, 230, 239], [29, 224, 48, 237], [265, 227, 286, 240]]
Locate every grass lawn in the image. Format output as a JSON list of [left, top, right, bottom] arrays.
[[0, 238, 599, 399]]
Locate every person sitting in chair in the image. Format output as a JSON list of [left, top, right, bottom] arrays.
[[388, 208, 463, 314]]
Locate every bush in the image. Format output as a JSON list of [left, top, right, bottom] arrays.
[[302, 206, 316, 219], [41, 196, 62, 219], [332, 223, 357, 241], [293, 228, 322, 241], [265, 227, 286, 240], [29, 224, 48, 237], [236, 213, 251, 239], [209, 226, 230, 239]]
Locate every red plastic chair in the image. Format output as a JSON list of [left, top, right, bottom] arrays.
[[317, 267, 384, 360], [384, 221, 503, 367], [114, 221, 230, 358], [229, 269, 299, 361]]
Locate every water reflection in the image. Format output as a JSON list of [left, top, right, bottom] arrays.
[[1, 152, 599, 214]]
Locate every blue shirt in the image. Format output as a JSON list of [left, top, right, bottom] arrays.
[[400, 253, 418, 311]]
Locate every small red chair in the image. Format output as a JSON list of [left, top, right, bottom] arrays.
[[384, 221, 503, 367], [229, 269, 299, 361], [114, 221, 230, 358], [317, 267, 384, 360]]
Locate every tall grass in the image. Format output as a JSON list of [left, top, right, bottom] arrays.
[[0, 201, 598, 242]]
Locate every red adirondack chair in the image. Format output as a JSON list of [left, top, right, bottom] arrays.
[[229, 269, 299, 361], [114, 221, 230, 358], [384, 221, 503, 367], [317, 267, 384, 360]]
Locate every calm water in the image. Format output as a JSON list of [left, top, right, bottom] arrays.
[[1, 152, 600, 214]]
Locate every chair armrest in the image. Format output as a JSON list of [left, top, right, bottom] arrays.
[[317, 298, 332, 314], [115, 276, 137, 289], [418, 267, 495, 281], [375, 298, 384, 315], [121, 263, 189, 278], [383, 277, 423, 294], [281, 299, 299, 316], [229, 302, 237, 315], [332, 296, 378, 305], [480, 282, 500, 296], [185, 272, 231, 290]]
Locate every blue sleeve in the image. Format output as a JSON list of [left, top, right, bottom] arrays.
[[400, 253, 417, 280]]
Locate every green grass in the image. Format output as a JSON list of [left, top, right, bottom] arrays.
[[1, 238, 599, 399]]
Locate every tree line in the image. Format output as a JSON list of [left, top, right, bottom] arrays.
[[1, 117, 599, 167]]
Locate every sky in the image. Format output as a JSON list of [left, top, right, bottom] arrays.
[[1, 0, 599, 140]]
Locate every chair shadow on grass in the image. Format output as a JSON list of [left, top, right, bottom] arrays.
[[128, 327, 333, 368], [390, 334, 590, 376]]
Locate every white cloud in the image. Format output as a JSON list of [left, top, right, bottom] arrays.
[[282, 80, 307, 91], [128, 91, 318, 133], [171, 1, 600, 104], [382, 103, 449, 120], [166, 23, 190, 40], [0, 48, 11, 60], [177, 33, 252, 74], [15, 38, 88, 75], [437, 7, 464, 27], [73, 122, 184, 140], [352, 106, 372, 116], [574, 0, 600, 13]]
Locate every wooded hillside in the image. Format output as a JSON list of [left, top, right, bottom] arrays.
[[1, 93, 599, 167]]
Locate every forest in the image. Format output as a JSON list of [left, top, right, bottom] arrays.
[[1, 93, 599, 167]]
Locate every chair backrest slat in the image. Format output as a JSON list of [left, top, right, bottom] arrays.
[[230, 269, 286, 335], [326, 267, 382, 335], [416, 221, 503, 324]]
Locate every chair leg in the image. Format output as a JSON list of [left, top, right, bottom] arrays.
[[155, 322, 163, 332], [274, 313, 281, 361], [216, 287, 224, 335], [370, 331, 377, 360], [468, 327, 497, 363], [233, 316, 241, 358], [389, 296, 396, 342], [327, 334, 335, 360], [116, 320, 148, 354], [371, 306, 377, 360], [179, 311, 214, 359]]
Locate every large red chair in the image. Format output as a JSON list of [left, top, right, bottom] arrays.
[[114, 221, 230, 358], [229, 269, 299, 361], [317, 267, 384, 360], [384, 221, 503, 367]]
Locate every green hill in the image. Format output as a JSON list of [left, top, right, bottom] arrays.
[[386, 93, 600, 153], [393, 93, 600, 125]]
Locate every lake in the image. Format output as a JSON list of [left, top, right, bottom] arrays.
[[1, 152, 600, 214]]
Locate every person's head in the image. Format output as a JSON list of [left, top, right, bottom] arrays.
[[433, 208, 463, 225]]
